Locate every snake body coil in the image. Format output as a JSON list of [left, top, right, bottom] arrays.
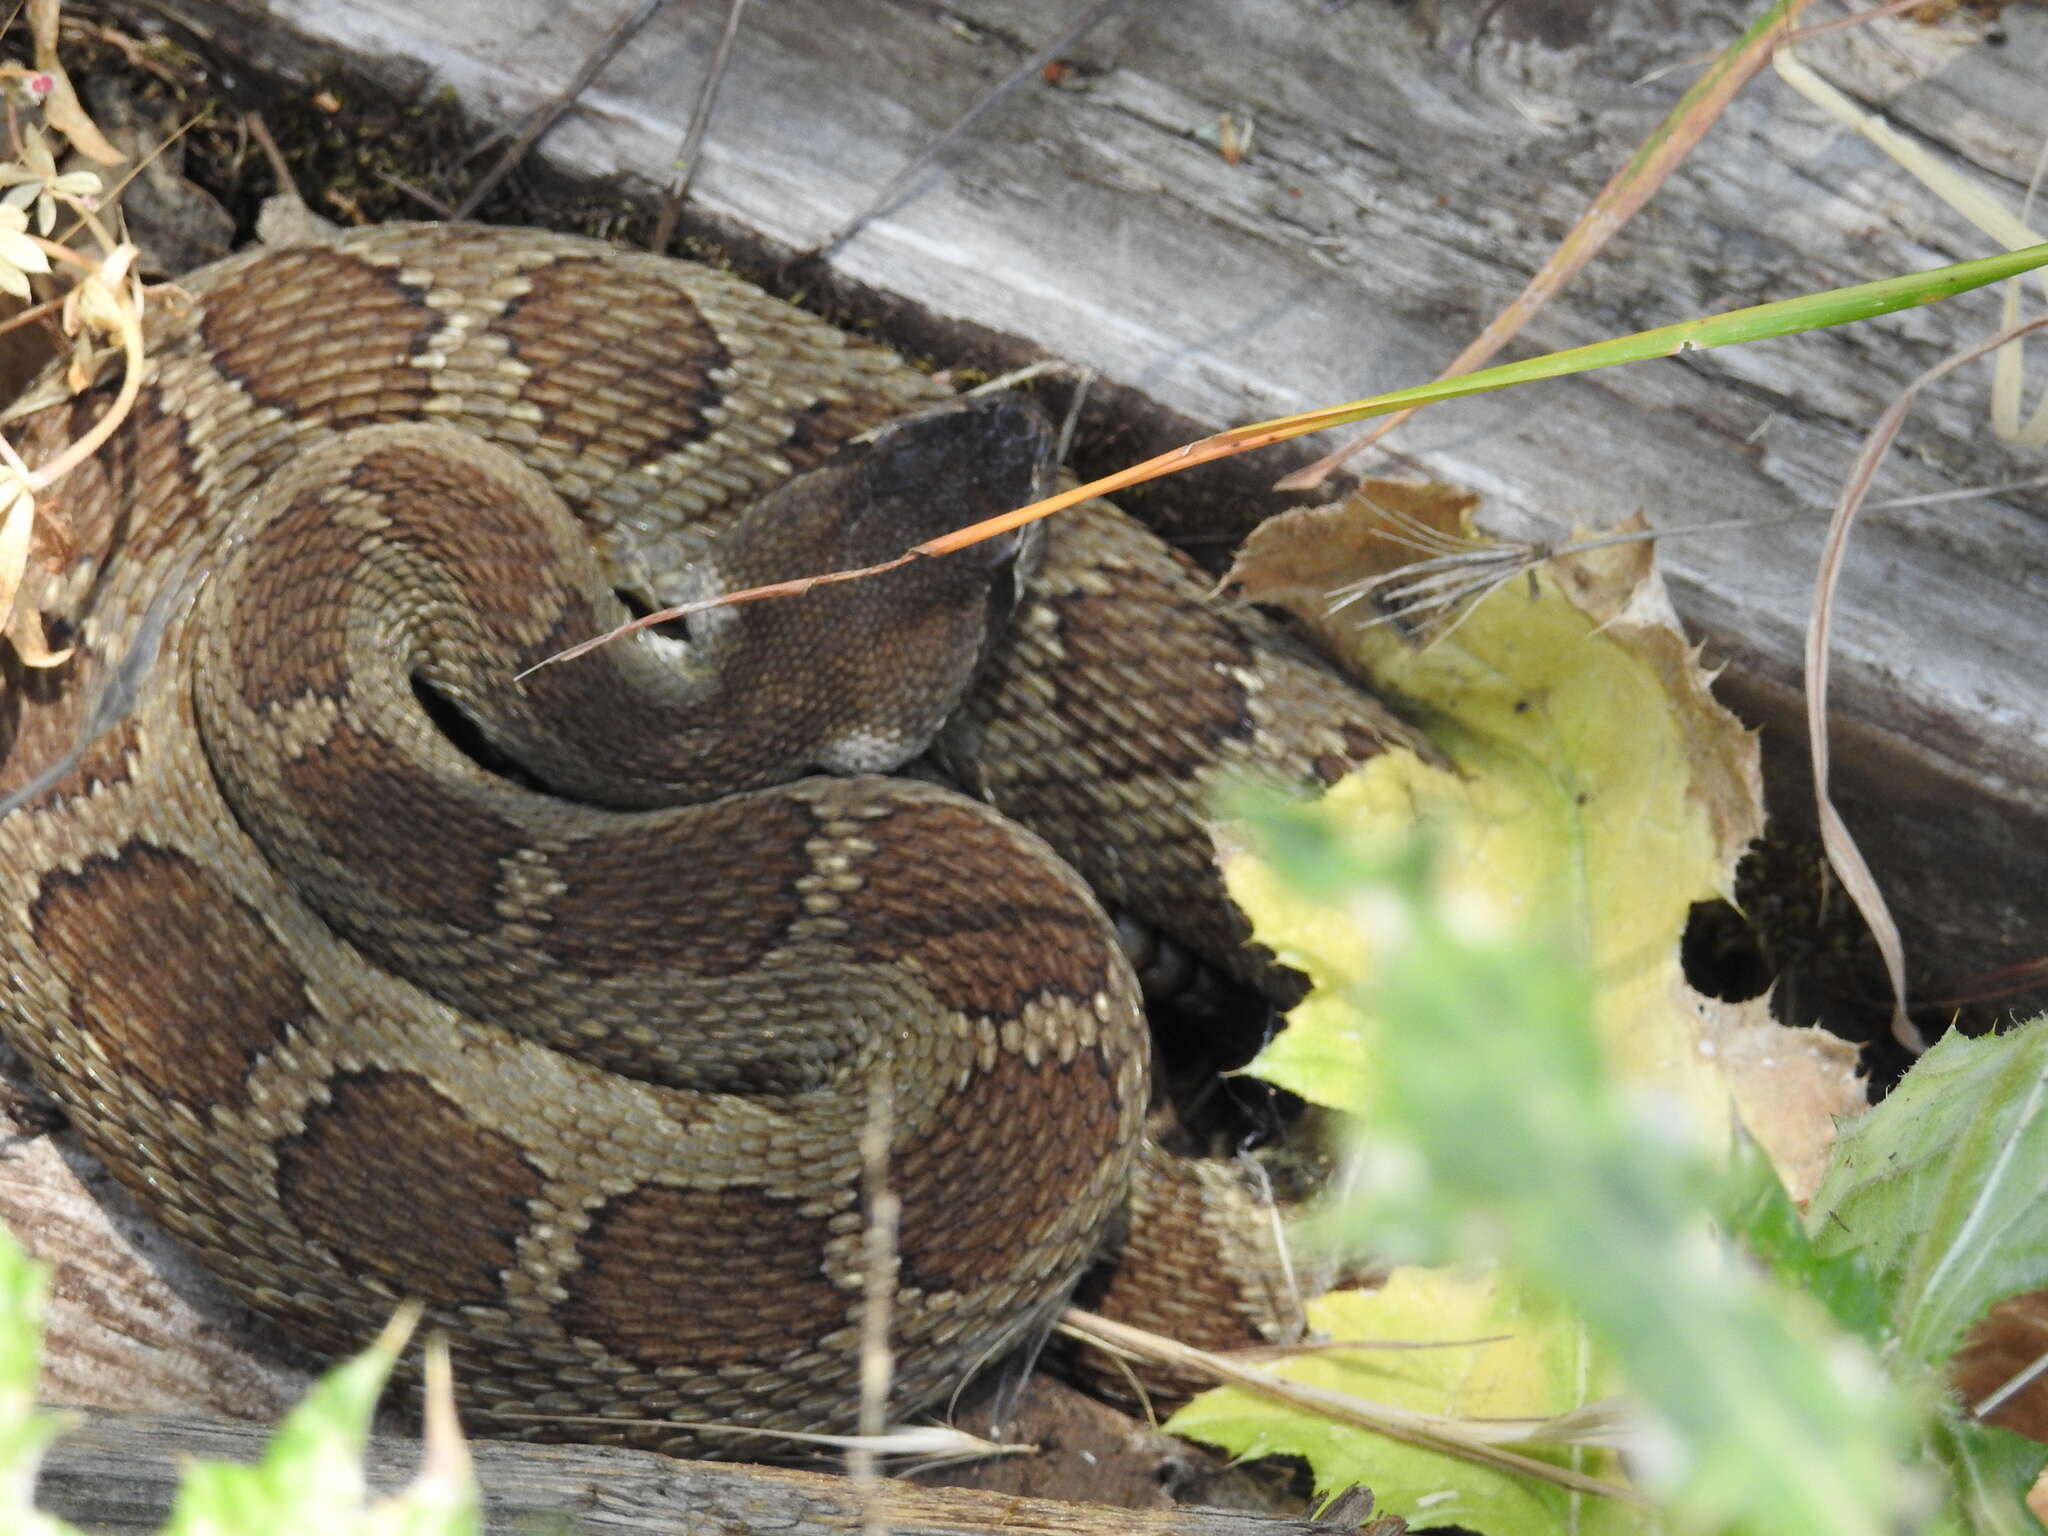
[[0, 224, 1420, 1451]]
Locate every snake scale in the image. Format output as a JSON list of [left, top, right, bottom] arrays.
[[0, 223, 1424, 1454]]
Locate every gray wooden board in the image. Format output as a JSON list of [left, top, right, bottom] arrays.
[[143, 0, 2048, 994], [35, 1408, 1366, 1536]]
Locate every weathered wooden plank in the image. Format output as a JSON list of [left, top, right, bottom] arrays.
[[151, 0, 2048, 1012], [33, 1407, 1375, 1536]]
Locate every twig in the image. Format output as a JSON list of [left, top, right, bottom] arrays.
[[242, 111, 299, 202], [451, 0, 669, 221], [479, 1408, 1014, 1458], [1919, 954, 2048, 1010], [1060, 1309, 1648, 1505], [1973, 1339, 2048, 1423], [1231, 1333, 1513, 1361], [1781, 0, 1945, 46], [376, 170, 456, 219], [1864, 474, 2048, 511], [1632, 0, 1948, 87], [51, 109, 209, 251], [1327, 510, 1801, 644], [516, 546, 922, 675], [849, 1064, 900, 1536], [649, 0, 749, 254], [0, 290, 63, 339], [801, 0, 1132, 265]]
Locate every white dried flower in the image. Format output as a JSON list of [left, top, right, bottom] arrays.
[[0, 126, 102, 235], [0, 203, 50, 300]]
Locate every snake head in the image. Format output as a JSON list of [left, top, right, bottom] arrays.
[[839, 390, 1055, 566], [690, 391, 1057, 776]]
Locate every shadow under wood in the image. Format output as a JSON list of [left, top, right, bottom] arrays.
[[1715, 666, 2048, 1057]]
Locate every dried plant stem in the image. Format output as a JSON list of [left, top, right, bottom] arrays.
[[803, 0, 1131, 264], [1805, 313, 2048, 1055], [416, 1335, 475, 1497], [450, 0, 669, 221], [649, 0, 749, 254], [17, 254, 143, 492], [1973, 1342, 2048, 1423], [0, 290, 63, 339], [850, 1066, 899, 1536], [1060, 1309, 1647, 1505], [520, 247, 2047, 677], [1274, 0, 1817, 491], [1781, 0, 1944, 46], [52, 109, 206, 251]]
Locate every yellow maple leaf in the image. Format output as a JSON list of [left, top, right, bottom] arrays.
[[1169, 1270, 1641, 1533], [1173, 483, 1875, 1531], [1219, 480, 1861, 1193]]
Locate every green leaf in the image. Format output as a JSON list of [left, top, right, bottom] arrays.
[[1208, 242, 2048, 451], [1717, 1131, 1889, 1346], [162, 1307, 480, 1536], [1213, 800, 1926, 1536], [1929, 1417, 2048, 1536], [0, 1228, 479, 1536], [0, 1230, 81, 1536], [1806, 1020, 2048, 1536], [1808, 1019, 2048, 1371]]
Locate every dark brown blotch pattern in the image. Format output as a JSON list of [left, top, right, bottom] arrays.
[[227, 440, 607, 714], [495, 257, 729, 465], [200, 247, 438, 426], [224, 481, 362, 712], [839, 798, 1117, 1016], [0, 232, 1238, 1440], [558, 1183, 845, 1370], [275, 1067, 544, 1305], [27, 841, 305, 1114], [537, 794, 816, 978], [895, 1043, 1123, 1296], [273, 721, 527, 938], [57, 389, 203, 572]]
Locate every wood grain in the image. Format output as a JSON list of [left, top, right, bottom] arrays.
[[33, 1408, 1383, 1536], [153, 0, 2048, 1013]]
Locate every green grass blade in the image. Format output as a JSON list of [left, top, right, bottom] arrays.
[[1231, 242, 2048, 442]]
